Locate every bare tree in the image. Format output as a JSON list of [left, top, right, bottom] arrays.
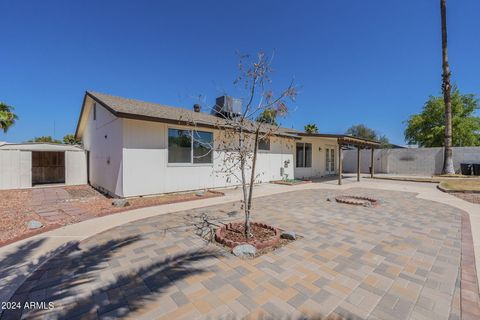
[[440, 0, 455, 174], [219, 52, 296, 238], [187, 52, 297, 238]]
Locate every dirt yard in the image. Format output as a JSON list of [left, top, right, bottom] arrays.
[[450, 192, 480, 204], [0, 185, 223, 246]]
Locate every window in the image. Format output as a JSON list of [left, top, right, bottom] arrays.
[[168, 129, 192, 163], [296, 143, 312, 167], [258, 137, 270, 151], [192, 131, 213, 164], [305, 143, 312, 167], [168, 128, 213, 164], [93, 103, 96, 120]]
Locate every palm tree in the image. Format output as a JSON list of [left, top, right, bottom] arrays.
[[304, 123, 319, 134], [440, 0, 455, 174], [0, 102, 18, 133]]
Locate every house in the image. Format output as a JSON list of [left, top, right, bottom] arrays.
[[75, 91, 379, 198], [0, 143, 87, 190]]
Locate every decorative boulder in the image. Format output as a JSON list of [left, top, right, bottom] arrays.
[[232, 244, 256, 258], [227, 210, 238, 217], [112, 199, 129, 207], [281, 231, 296, 240], [27, 220, 43, 230]]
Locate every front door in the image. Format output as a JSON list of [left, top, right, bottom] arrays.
[[325, 147, 336, 175]]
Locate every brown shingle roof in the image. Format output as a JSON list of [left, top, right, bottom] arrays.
[[75, 91, 380, 147], [87, 91, 224, 127], [79, 91, 301, 138]]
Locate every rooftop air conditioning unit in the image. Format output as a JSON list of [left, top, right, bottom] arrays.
[[212, 96, 242, 118]]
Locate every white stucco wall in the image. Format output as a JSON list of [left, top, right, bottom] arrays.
[[293, 137, 338, 179], [65, 151, 88, 185], [82, 98, 124, 196], [19, 151, 31, 188], [343, 147, 480, 175], [121, 119, 295, 197], [343, 148, 387, 174], [0, 150, 32, 190]]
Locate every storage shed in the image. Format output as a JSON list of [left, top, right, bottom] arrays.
[[0, 143, 87, 190]]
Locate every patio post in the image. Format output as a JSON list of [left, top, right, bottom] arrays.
[[338, 142, 343, 185], [370, 147, 375, 178], [357, 146, 361, 181]]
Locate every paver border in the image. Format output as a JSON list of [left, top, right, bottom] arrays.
[[461, 212, 480, 319]]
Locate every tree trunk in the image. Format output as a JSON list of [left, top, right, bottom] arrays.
[[246, 129, 260, 234], [441, 0, 455, 174], [239, 129, 251, 238]]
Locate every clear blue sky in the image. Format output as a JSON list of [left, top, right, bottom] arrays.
[[1, 0, 479, 145]]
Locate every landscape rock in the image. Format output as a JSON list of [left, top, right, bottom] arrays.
[[281, 231, 296, 240], [232, 244, 256, 258], [27, 220, 43, 230], [227, 210, 238, 217], [112, 199, 130, 207]]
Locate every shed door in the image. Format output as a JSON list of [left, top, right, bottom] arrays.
[[32, 151, 65, 185]]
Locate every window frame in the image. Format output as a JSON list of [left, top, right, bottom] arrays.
[[296, 142, 312, 168], [258, 137, 271, 151], [167, 127, 214, 166]]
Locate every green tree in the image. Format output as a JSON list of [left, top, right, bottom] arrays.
[[0, 102, 19, 133], [405, 89, 480, 147], [256, 108, 278, 125], [28, 136, 62, 144], [346, 124, 391, 148], [304, 123, 319, 134], [63, 134, 82, 145], [346, 124, 377, 141]]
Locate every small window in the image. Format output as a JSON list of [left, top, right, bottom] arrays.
[[93, 103, 96, 120], [168, 128, 213, 164], [258, 137, 270, 151], [296, 143, 312, 168]]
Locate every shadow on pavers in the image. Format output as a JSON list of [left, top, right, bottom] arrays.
[[3, 234, 220, 320]]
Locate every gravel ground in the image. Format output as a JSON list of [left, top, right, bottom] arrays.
[[0, 189, 37, 244], [451, 192, 480, 204], [0, 185, 222, 245]]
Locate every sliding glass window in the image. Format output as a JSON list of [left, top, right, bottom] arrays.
[[168, 128, 213, 164]]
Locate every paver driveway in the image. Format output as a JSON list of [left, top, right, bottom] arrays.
[[3, 188, 463, 320]]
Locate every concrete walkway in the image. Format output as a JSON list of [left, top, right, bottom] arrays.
[[0, 177, 479, 310]]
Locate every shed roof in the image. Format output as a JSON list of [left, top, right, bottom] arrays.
[[0, 143, 83, 152]]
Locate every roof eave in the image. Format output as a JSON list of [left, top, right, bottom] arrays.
[[298, 133, 381, 147]]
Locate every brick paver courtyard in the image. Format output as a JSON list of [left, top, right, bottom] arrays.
[[2, 188, 470, 319]]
